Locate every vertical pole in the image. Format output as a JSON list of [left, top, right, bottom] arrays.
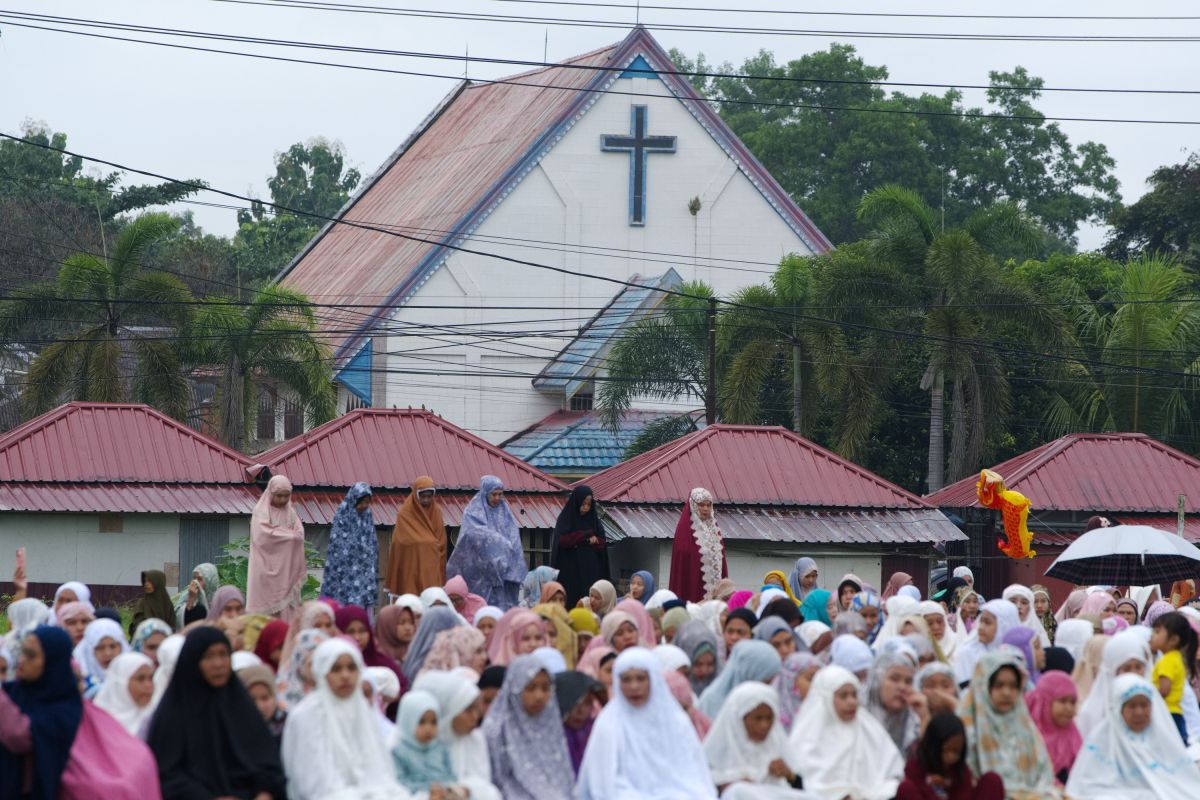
[[1178, 494, 1186, 537], [706, 298, 717, 425]]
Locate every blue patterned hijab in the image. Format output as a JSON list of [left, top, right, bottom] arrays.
[[321, 482, 379, 608], [446, 476, 527, 608]]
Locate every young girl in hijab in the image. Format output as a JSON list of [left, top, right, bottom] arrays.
[[698, 639, 782, 718], [247, 474, 308, 623], [74, 618, 129, 697], [485, 607, 546, 667], [1024, 670, 1081, 785], [238, 663, 287, 744], [335, 604, 404, 683], [410, 670, 502, 800], [129, 569, 176, 634], [955, 588, 981, 635], [281, 638, 404, 800], [252, 619, 289, 674], [555, 670, 601, 775], [787, 557, 820, 604], [959, 651, 1060, 799], [785, 665, 904, 800], [895, 713, 1004, 800], [93, 652, 155, 736], [587, 579, 618, 616], [850, 590, 884, 643], [799, 588, 835, 627], [772, 652, 820, 732], [918, 600, 959, 662], [276, 629, 329, 710], [1065, 673, 1200, 799], [577, 647, 717, 799], [420, 626, 487, 676], [1002, 584, 1051, 647], [147, 627, 285, 800], [403, 606, 465, 682], [1075, 628, 1154, 733], [481, 654, 574, 800], [704, 682, 808, 798], [836, 573, 865, 611], [952, 598, 1018, 686], [391, 690, 461, 799]]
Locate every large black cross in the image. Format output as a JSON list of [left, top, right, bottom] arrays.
[[601, 105, 677, 226]]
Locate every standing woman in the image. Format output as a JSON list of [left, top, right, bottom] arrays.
[[173, 562, 219, 629], [387, 476, 446, 598], [321, 482, 380, 611], [129, 569, 176, 635], [550, 485, 610, 609], [482, 654, 574, 800], [147, 627, 285, 800], [669, 487, 727, 603], [446, 476, 527, 609], [247, 475, 308, 624]]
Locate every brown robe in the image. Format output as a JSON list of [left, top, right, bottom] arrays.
[[385, 476, 447, 595]]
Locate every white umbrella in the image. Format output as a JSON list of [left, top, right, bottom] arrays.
[[1046, 524, 1200, 585]]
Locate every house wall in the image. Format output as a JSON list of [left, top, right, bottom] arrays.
[[378, 73, 819, 443], [0, 513, 248, 599]]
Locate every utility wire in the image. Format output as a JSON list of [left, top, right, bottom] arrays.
[[1, 13, 1198, 126]]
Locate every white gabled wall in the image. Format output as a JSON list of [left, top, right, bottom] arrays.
[[379, 72, 819, 443]]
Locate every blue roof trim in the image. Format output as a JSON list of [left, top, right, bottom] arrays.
[[619, 54, 657, 79], [337, 340, 372, 404], [533, 268, 682, 398], [503, 410, 703, 476]]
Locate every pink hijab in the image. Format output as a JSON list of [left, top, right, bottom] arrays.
[[880, 572, 913, 601], [1079, 592, 1114, 619], [246, 475, 308, 623], [444, 575, 486, 622], [61, 703, 163, 800], [486, 608, 543, 666], [1054, 589, 1087, 622], [663, 669, 711, 740], [614, 598, 658, 648], [1025, 670, 1082, 778]]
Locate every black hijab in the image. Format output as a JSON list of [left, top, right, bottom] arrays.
[[146, 626, 284, 800], [554, 670, 601, 721], [0, 626, 83, 800], [552, 486, 602, 542]]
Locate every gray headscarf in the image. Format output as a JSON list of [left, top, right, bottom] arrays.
[[674, 618, 725, 695], [866, 639, 920, 753], [400, 607, 462, 684], [787, 557, 819, 602]]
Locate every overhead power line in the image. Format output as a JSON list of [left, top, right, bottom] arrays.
[[1, 13, 1199, 125]]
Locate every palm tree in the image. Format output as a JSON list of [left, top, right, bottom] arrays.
[[596, 281, 715, 432], [857, 186, 1065, 491], [1044, 256, 1200, 441], [719, 253, 887, 456], [184, 286, 337, 449], [0, 213, 194, 418]]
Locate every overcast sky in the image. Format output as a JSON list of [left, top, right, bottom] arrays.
[[1, 0, 1196, 250]]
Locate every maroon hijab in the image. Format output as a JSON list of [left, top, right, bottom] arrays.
[[334, 605, 403, 683]]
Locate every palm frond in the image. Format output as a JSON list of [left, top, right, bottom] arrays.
[[857, 185, 936, 246], [107, 213, 179, 288], [20, 340, 83, 417], [131, 337, 191, 419]]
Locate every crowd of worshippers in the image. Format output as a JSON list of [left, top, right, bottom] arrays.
[[4, 478, 1200, 800]]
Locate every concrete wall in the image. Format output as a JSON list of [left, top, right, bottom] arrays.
[[379, 74, 820, 442], [0, 513, 248, 596]]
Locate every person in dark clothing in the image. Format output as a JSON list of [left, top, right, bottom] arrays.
[[550, 486, 610, 609]]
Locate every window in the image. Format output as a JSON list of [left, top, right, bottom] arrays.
[[283, 397, 303, 439], [256, 392, 277, 441], [98, 513, 123, 533], [569, 392, 594, 411], [522, 529, 554, 568]]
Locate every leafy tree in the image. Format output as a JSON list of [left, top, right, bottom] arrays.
[[596, 281, 716, 432], [670, 46, 1119, 245], [856, 186, 1066, 491], [1043, 256, 1200, 444], [0, 213, 194, 418], [183, 286, 337, 449], [1105, 153, 1200, 273], [234, 139, 361, 285]]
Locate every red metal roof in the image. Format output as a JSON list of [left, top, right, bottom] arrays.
[[278, 28, 832, 364], [0, 402, 256, 484], [256, 408, 567, 493], [924, 433, 1200, 513], [0, 483, 259, 515], [582, 424, 934, 508], [289, 490, 563, 528]]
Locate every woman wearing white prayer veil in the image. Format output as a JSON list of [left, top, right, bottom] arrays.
[[785, 665, 903, 800], [951, 598, 1018, 686], [93, 651, 156, 736], [577, 646, 718, 800], [281, 638, 411, 800], [1002, 584, 1051, 647], [703, 682, 816, 799], [1074, 627, 1155, 735], [1066, 674, 1200, 799]]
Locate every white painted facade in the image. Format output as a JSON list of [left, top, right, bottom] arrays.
[[371, 72, 821, 443], [0, 513, 249, 592]]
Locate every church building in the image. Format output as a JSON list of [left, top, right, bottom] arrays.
[[279, 27, 832, 444]]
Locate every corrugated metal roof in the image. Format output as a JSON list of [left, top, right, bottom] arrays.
[[0, 483, 260, 515], [256, 408, 567, 493], [289, 490, 563, 528], [924, 433, 1200, 513], [532, 271, 681, 398], [604, 505, 965, 544], [0, 402, 256, 484], [277, 28, 832, 365], [501, 409, 702, 476], [1031, 515, 1200, 546], [583, 424, 934, 508]]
